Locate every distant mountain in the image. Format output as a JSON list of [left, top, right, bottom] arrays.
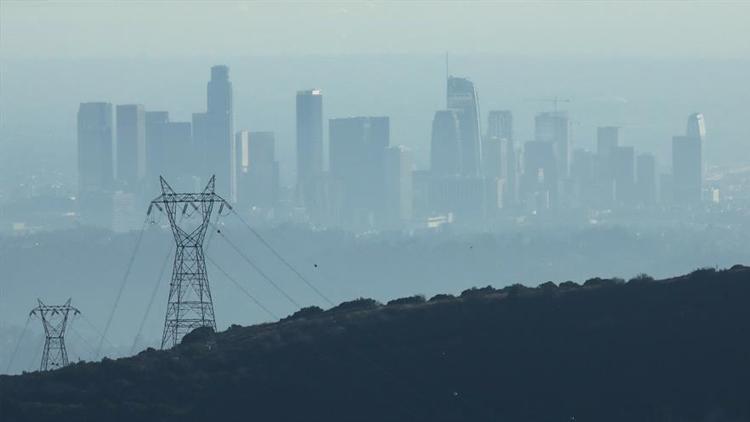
[[2, 265, 750, 422]]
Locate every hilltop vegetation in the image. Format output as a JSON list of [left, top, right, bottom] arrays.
[[2, 265, 750, 421]]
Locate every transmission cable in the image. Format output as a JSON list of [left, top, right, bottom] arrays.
[[5, 315, 31, 373], [230, 210, 335, 306], [205, 254, 279, 320], [210, 222, 301, 308], [96, 218, 148, 359], [130, 245, 173, 354]]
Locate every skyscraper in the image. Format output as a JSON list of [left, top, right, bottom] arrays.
[[77, 102, 114, 193], [235, 130, 279, 210], [521, 141, 558, 209], [612, 146, 635, 205], [384, 146, 413, 228], [447, 76, 482, 176], [672, 113, 704, 204], [77, 102, 114, 228], [329, 116, 389, 227], [535, 111, 570, 178], [430, 110, 461, 176], [296, 89, 324, 211], [115, 104, 146, 190], [195, 65, 233, 200], [145, 111, 170, 183], [636, 153, 657, 205], [686, 113, 706, 142], [485, 110, 516, 205]]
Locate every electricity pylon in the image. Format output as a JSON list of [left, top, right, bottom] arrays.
[[148, 175, 231, 349], [30, 299, 80, 371]]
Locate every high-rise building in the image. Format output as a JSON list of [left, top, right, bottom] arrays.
[[535, 111, 570, 178], [384, 146, 413, 228], [612, 146, 635, 205], [77, 102, 114, 227], [521, 141, 558, 209], [686, 113, 706, 142], [329, 116, 389, 228], [486, 110, 516, 205], [296, 89, 324, 212], [596, 126, 620, 158], [78, 102, 114, 192], [235, 130, 279, 210], [636, 153, 657, 205], [447, 76, 482, 176], [115, 104, 146, 190], [430, 110, 461, 176], [145, 111, 170, 183], [194, 65, 233, 200], [672, 135, 702, 203]]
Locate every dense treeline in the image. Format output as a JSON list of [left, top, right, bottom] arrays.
[[2, 265, 750, 421]]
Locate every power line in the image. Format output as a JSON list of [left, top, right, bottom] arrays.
[[210, 222, 301, 309], [130, 246, 173, 354], [5, 315, 31, 374], [231, 210, 335, 306], [96, 218, 148, 359], [205, 254, 279, 320]]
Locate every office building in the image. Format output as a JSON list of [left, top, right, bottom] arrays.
[[636, 153, 657, 205], [686, 113, 706, 142], [235, 130, 279, 210], [447, 76, 482, 176], [487, 110, 516, 205], [612, 146, 635, 205], [329, 116, 389, 228], [430, 110, 461, 176], [521, 140, 558, 209], [535, 111, 570, 177], [296, 89, 324, 212], [115, 104, 146, 190], [384, 146, 413, 228], [194, 65, 233, 200]]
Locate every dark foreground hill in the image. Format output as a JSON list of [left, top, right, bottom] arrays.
[[3, 266, 750, 422]]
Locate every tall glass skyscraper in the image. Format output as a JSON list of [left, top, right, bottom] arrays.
[[77, 102, 114, 193], [194, 65, 233, 200], [115, 104, 146, 190], [447, 76, 482, 177], [535, 111, 570, 178], [296, 89, 324, 211], [430, 110, 461, 176]]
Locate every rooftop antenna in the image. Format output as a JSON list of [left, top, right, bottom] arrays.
[[30, 299, 80, 371], [147, 175, 231, 349]]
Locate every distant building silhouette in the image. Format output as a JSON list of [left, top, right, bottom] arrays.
[[384, 146, 413, 228], [686, 113, 706, 142], [486, 110, 516, 205], [296, 89, 324, 214], [636, 153, 657, 206], [535, 111, 570, 178], [235, 130, 279, 212], [194, 65, 233, 201], [521, 140, 557, 210], [329, 116, 390, 228], [77, 102, 114, 227], [447, 76, 482, 176], [115, 104, 146, 190], [612, 146, 635, 205], [672, 113, 704, 204], [430, 110, 462, 176]]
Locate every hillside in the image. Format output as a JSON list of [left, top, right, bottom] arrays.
[[2, 266, 750, 421]]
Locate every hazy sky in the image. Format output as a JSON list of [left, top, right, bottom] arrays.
[[2, 0, 749, 59]]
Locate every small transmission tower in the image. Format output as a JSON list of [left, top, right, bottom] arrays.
[[148, 176, 231, 349], [30, 299, 80, 371]]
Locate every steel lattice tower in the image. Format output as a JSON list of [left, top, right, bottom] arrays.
[[30, 299, 80, 371], [148, 176, 231, 349]]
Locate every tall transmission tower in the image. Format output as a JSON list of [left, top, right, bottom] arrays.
[[30, 299, 80, 371], [148, 175, 231, 349]]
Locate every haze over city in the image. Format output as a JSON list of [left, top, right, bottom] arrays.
[[1, 1, 750, 420]]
